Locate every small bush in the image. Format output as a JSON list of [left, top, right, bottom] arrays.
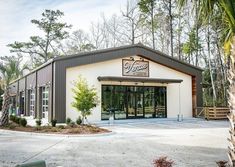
[[69, 121, 76, 128], [19, 118, 27, 127], [76, 116, 82, 125], [216, 161, 228, 167], [36, 119, 42, 126], [8, 124, 16, 129], [15, 117, 20, 124], [58, 125, 65, 129], [66, 117, 72, 125], [51, 119, 57, 127], [153, 156, 174, 167], [9, 115, 16, 122]]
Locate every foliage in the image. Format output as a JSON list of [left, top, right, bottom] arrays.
[[65, 30, 95, 54], [0, 54, 28, 126], [71, 76, 99, 124], [66, 117, 72, 125], [153, 156, 174, 167], [182, 28, 201, 56], [19, 118, 27, 127], [138, 0, 156, 14], [58, 125, 65, 129], [216, 160, 228, 167], [69, 121, 76, 128], [15, 117, 20, 124], [9, 115, 16, 122], [51, 119, 57, 127], [138, 0, 157, 48], [0, 54, 28, 86], [76, 116, 82, 125], [8, 9, 71, 67], [36, 119, 42, 126]]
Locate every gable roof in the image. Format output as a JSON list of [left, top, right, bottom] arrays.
[[53, 43, 202, 79], [10, 43, 202, 84], [55, 43, 202, 71]]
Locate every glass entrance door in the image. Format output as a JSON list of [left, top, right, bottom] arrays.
[[101, 85, 167, 120], [127, 87, 144, 118]]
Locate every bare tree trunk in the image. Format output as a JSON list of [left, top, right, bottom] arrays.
[[169, 0, 173, 57], [228, 37, 235, 166], [151, 1, 155, 49], [207, 26, 217, 105], [195, 0, 199, 66], [177, 14, 182, 60], [0, 88, 10, 126]]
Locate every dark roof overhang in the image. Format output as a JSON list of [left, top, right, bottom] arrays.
[[97, 76, 183, 84]]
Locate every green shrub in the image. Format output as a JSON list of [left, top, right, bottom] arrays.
[[58, 125, 65, 129], [70, 121, 76, 128], [8, 124, 16, 129], [19, 118, 27, 127], [15, 117, 20, 124], [76, 116, 82, 125], [51, 119, 57, 127], [9, 115, 16, 122], [36, 119, 42, 126], [66, 117, 72, 125]]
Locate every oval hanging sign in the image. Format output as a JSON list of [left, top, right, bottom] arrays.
[[122, 59, 149, 77]]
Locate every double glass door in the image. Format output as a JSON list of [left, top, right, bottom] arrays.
[[127, 87, 144, 118], [101, 85, 167, 120]]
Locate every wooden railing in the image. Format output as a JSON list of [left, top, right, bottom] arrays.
[[195, 107, 229, 120]]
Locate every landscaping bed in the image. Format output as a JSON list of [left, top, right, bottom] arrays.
[[1, 122, 109, 134], [0, 122, 110, 134], [0, 115, 109, 135]]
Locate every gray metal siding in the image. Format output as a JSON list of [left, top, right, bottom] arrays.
[[18, 78, 25, 92], [37, 64, 52, 86], [26, 72, 36, 89], [37, 64, 53, 121], [54, 61, 66, 122]]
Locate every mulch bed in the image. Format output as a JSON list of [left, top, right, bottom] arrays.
[[0, 122, 110, 135]]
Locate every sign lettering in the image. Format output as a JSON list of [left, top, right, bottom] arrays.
[[122, 59, 149, 77]]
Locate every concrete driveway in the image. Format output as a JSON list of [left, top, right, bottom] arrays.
[[0, 119, 229, 167]]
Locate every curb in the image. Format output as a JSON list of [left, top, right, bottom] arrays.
[[0, 129, 115, 138]]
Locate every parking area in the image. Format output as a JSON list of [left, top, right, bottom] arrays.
[[0, 119, 229, 167]]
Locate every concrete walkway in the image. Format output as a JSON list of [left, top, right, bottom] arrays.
[[0, 119, 229, 167]]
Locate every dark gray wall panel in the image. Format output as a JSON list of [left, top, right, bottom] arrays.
[[37, 64, 52, 86], [26, 72, 36, 89], [19, 78, 25, 92]]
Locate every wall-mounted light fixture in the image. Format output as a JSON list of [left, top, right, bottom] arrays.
[[130, 57, 134, 61]]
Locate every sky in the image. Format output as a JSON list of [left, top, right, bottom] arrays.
[[0, 0, 127, 55]]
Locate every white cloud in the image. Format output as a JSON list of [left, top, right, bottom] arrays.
[[0, 0, 127, 55]]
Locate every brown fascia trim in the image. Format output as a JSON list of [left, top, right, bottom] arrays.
[[9, 44, 203, 86], [97, 76, 183, 83]]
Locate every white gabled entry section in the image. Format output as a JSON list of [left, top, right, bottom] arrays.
[[66, 55, 192, 122]]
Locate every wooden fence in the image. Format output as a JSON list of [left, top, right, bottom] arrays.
[[195, 107, 229, 120]]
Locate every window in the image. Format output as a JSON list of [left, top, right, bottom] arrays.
[[101, 85, 167, 120], [29, 90, 35, 117], [42, 87, 49, 119]]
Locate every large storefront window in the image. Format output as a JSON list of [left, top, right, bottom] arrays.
[[101, 85, 166, 120], [29, 89, 35, 117], [101, 86, 126, 120], [42, 87, 49, 119]]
